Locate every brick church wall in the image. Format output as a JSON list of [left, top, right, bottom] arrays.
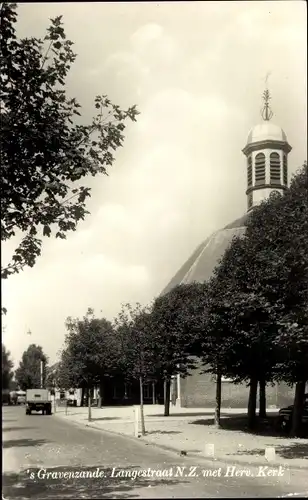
[[180, 360, 295, 409]]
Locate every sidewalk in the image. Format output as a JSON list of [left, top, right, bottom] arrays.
[[53, 404, 308, 470]]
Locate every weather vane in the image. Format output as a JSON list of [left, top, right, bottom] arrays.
[[261, 71, 273, 121]]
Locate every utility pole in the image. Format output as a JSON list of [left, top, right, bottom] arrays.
[[40, 360, 44, 388]]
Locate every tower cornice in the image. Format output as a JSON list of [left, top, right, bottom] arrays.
[[245, 184, 288, 196], [242, 139, 292, 156]]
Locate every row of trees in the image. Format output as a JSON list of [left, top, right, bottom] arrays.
[[199, 163, 308, 435], [53, 297, 201, 426], [53, 164, 307, 437]]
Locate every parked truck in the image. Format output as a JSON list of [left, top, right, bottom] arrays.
[[25, 389, 52, 415]]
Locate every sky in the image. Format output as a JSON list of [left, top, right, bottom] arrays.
[[2, 1, 307, 367]]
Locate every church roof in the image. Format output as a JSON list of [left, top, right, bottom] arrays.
[[161, 213, 249, 295]]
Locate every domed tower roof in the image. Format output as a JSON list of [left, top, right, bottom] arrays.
[[242, 89, 291, 156], [161, 213, 249, 295], [246, 122, 287, 145]]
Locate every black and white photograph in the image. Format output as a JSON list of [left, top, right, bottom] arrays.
[[1, 1, 307, 498]]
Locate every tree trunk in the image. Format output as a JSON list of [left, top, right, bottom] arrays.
[[290, 381, 306, 437], [80, 386, 85, 407], [259, 379, 266, 418], [164, 378, 171, 416], [88, 387, 92, 422], [98, 380, 104, 408], [247, 377, 258, 430], [139, 376, 146, 435], [214, 372, 222, 428], [152, 381, 155, 405]]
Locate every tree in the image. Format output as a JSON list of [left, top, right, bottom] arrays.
[[114, 303, 157, 435], [60, 309, 118, 420], [1, 3, 139, 282], [2, 344, 14, 390], [15, 344, 48, 390], [194, 277, 240, 428], [244, 164, 308, 436], [205, 235, 280, 429], [150, 284, 207, 417]]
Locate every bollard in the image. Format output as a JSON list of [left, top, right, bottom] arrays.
[[134, 406, 139, 437], [265, 447, 276, 462], [204, 443, 215, 458]]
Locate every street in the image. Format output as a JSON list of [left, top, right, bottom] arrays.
[[2, 406, 307, 499]]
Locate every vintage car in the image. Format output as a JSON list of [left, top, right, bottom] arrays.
[[276, 393, 308, 432]]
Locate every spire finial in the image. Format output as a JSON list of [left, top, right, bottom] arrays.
[[261, 72, 273, 121]]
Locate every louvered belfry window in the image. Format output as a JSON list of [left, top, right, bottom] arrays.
[[255, 153, 266, 185], [283, 154, 288, 185], [270, 152, 281, 184], [247, 156, 252, 187]]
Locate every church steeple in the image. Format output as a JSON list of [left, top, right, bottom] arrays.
[[242, 82, 292, 212]]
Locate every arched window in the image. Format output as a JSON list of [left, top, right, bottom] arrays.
[[255, 153, 265, 185], [283, 154, 288, 185], [270, 152, 281, 184], [247, 156, 252, 187]]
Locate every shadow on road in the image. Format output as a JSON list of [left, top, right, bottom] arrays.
[[25, 413, 53, 417], [55, 411, 87, 417], [3, 465, 189, 499], [3, 427, 36, 432], [3, 438, 50, 449]]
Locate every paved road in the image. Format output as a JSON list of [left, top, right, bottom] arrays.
[[2, 406, 307, 499]]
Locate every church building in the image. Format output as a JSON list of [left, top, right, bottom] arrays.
[[163, 88, 295, 409]]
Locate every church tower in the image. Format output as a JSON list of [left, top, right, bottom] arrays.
[[242, 87, 292, 211]]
